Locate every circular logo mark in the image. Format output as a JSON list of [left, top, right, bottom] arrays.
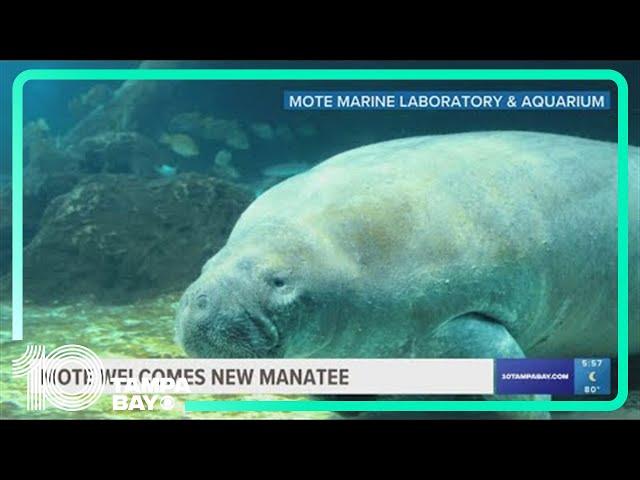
[[160, 396, 175, 410], [44, 345, 105, 411]]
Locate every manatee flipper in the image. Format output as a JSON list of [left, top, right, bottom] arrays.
[[420, 313, 550, 418], [338, 314, 550, 419]]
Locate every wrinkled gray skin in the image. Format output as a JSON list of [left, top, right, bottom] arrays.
[[176, 131, 640, 418]]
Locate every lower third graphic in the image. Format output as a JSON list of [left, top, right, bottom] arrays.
[[12, 344, 105, 411]]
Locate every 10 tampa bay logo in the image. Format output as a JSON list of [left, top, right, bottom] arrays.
[[12, 344, 105, 411], [12, 344, 189, 412], [111, 376, 190, 411]]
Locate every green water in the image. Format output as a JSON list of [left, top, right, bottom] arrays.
[[0, 295, 332, 420]]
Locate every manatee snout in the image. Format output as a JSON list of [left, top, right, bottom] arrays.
[[175, 273, 281, 358]]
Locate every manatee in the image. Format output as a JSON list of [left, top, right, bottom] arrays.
[[175, 131, 640, 416]]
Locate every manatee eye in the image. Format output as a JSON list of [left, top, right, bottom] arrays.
[[266, 270, 290, 289], [195, 294, 209, 310]]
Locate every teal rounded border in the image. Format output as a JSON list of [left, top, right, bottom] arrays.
[[10, 68, 629, 412]]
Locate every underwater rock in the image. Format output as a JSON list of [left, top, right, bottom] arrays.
[[23, 172, 83, 234], [75, 131, 172, 176], [68, 84, 114, 118], [19, 173, 253, 304], [24, 119, 78, 175], [16, 129, 170, 248], [0, 188, 11, 275], [24, 118, 51, 146], [22, 121, 74, 193], [62, 77, 176, 147], [1, 184, 54, 275], [26, 138, 76, 174], [62, 62, 190, 149], [0, 171, 82, 275]]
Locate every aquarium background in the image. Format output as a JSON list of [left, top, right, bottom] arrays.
[[1, 60, 638, 419]]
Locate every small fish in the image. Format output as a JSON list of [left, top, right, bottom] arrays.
[[214, 149, 233, 167], [294, 123, 318, 137], [159, 133, 200, 157], [253, 177, 281, 197], [262, 162, 310, 178], [169, 112, 205, 134], [250, 122, 275, 141], [155, 164, 177, 177], [212, 150, 240, 180]]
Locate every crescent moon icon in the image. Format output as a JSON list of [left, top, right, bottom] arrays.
[[588, 371, 597, 382]]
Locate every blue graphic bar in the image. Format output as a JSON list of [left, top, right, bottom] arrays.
[[495, 358, 611, 395], [496, 359, 574, 395], [574, 358, 611, 395], [283, 91, 611, 111]]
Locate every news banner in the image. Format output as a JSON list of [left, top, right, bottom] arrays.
[[59, 358, 611, 396]]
